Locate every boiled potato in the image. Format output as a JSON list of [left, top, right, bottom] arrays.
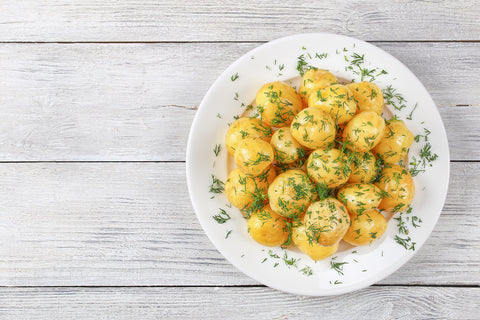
[[248, 205, 289, 247], [225, 168, 269, 211], [292, 223, 339, 261], [373, 120, 414, 164], [304, 198, 350, 246], [308, 84, 357, 124], [256, 81, 303, 127], [225, 117, 272, 155], [347, 81, 384, 115], [298, 69, 338, 106], [270, 127, 305, 164], [342, 209, 387, 246], [290, 107, 336, 149], [337, 183, 382, 215], [376, 164, 415, 212], [307, 148, 351, 188], [343, 111, 385, 152], [348, 151, 380, 183], [234, 138, 274, 176], [268, 169, 317, 218]]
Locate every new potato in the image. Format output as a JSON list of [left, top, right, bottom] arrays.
[[304, 198, 350, 246], [373, 120, 414, 164], [376, 164, 415, 212], [248, 205, 289, 247], [343, 111, 385, 152], [343, 209, 387, 246], [307, 148, 351, 188], [270, 127, 305, 164], [225, 117, 272, 155], [348, 151, 380, 183], [299, 69, 338, 106], [337, 183, 382, 215], [308, 84, 357, 124], [290, 107, 336, 149], [225, 168, 269, 212], [292, 223, 339, 261], [256, 81, 303, 127], [268, 169, 317, 218], [234, 138, 274, 176], [347, 81, 384, 115]]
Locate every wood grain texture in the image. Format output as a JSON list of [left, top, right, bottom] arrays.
[[0, 286, 478, 319], [0, 1, 479, 42], [0, 162, 478, 286], [0, 42, 478, 161]]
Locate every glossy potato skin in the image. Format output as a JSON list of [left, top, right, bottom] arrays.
[[292, 223, 339, 261], [268, 169, 317, 218], [225, 117, 272, 155], [343, 209, 387, 246], [256, 81, 303, 127], [225, 168, 269, 211], [248, 205, 289, 247], [343, 111, 385, 152], [348, 151, 380, 183], [308, 84, 357, 125], [373, 120, 414, 164], [290, 107, 336, 149], [347, 81, 384, 115], [307, 148, 351, 188], [234, 138, 274, 177], [270, 127, 305, 164], [337, 183, 382, 215], [304, 198, 350, 246], [299, 69, 338, 107], [376, 164, 415, 212]]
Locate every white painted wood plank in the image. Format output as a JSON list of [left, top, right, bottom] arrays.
[[0, 162, 477, 286], [0, 286, 478, 319], [0, 42, 478, 161], [0, 1, 478, 42]]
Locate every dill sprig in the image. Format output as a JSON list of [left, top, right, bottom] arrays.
[[330, 259, 349, 276], [209, 175, 225, 194], [213, 144, 222, 157], [212, 208, 230, 224]]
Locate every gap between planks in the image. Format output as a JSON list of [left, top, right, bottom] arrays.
[[0, 40, 479, 44]]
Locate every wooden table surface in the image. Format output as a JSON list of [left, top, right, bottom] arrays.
[[0, 1, 479, 319]]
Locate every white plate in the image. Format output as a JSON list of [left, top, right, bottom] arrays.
[[186, 33, 450, 296]]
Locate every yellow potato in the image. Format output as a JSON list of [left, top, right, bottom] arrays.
[[299, 69, 338, 107], [304, 198, 350, 246], [290, 107, 336, 149], [234, 138, 274, 177], [225, 168, 269, 212], [343, 111, 385, 152], [347, 81, 384, 115], [308, 84, 357, 124], [268, 169, 317, 218], [343, 209, 387, 246], [376, 164, 415, 212], [248, 205, 289, 247], [337, 183, 382, 215], [256, 81, 303, 127], [292, 223, 339, 261], [348, 151, 380, 183], [307, 148, 351, 188], [225, 117, 272, 155], [373, 120, 414, 164], [270, 127, 306, 164]]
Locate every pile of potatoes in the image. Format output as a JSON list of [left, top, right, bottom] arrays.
[[224, 68, 415, 261]]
